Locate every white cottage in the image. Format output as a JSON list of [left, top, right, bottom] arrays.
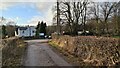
[[15, 26, 36, 37]]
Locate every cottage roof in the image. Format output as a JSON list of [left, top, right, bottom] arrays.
[[15, 27, 27, 35], [18, 27, 27, 30]]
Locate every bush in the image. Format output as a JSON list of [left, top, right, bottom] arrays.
[[2, 37, 27, 66], [51, 34, 120, 66]]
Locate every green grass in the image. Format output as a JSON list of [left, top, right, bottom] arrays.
[[112, 36, 120, 38], [48, 41, 58, 48]]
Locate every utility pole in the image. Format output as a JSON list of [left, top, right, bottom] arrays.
[[57, 0, 60, 35]]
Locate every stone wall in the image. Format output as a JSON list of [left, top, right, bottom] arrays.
[[51, 34, 120, 66]]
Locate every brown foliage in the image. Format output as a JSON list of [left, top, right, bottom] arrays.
[[2, 37, 27, 66], [51, 34, 120, 66]]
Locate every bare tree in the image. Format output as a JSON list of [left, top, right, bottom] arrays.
[[0, 17, 6, 25], [52, 1, 61, 34], [117, 2, 120, 36], [80, 1, 88, 35], [90, 2, 100, 35], [52, 1, 119, 36], [112, 2, 119, 35], [58, 0, 89, 35], [100, 2, 117, 34]]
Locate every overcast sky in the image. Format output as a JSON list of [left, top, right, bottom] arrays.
[[0, 0, 119, 26], [0, 2, 56, 26]]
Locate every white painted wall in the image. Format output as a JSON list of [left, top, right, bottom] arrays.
[[15, 26, 36, 37], [28, 26, 36, 36]]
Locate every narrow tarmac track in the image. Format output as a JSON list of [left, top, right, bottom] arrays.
[[23, 39, 71, 66]]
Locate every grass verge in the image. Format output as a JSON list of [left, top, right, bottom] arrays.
[[2, 38, 28, 66], [48, 41, 87, 66]]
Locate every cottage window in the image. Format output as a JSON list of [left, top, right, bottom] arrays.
[[32, 31, 35, 33], [22, 31, 24, 33]]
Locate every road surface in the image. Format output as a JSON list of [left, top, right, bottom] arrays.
[[23, 39, 71, 66]]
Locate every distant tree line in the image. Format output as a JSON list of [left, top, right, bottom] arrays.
[[36, 21, 47, 37], [1, 17, 47, 38], [1, 25, 16, 38], [0, 17, 17, 38], [53, 0, 120, 36]]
